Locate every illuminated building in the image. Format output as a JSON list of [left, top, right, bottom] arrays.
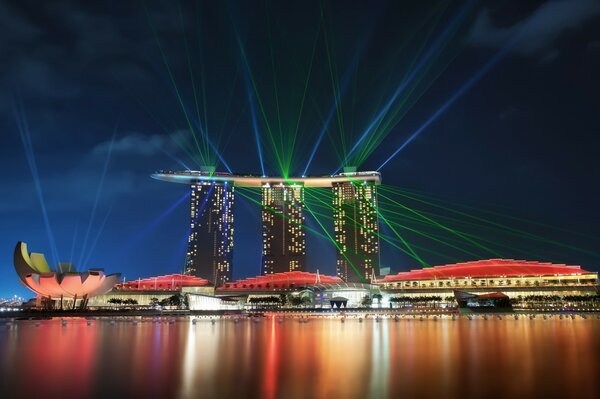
[[332, 176, 380, 283], [87, 273, 236, 310], [217, 271, 376, 308], [13, 241, 119, 309], [152, 170, 382, 188], [152, 170, 381, 280], [261, 183, 305, 274], [220, 271, 342, 291], [379, 259, 598, 299], [185, 181, 234, 285]]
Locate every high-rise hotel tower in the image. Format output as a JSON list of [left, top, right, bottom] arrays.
[[261, 184, 306, 274], [332, 177, 380, 283], [152, 170, 380, 284], [185, 181, 234, 285]]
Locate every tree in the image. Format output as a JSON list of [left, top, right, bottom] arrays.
[[361, 295, 372, 307], [288, 295, 304, 307], [159, 293, 189, 309], [248, 296, 280, 306]]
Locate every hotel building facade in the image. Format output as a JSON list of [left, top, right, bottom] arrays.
[[185, 181, 234, 286], [261, 184, 306, 274], [152, 170, 381, 283], [332, 180, 380, 283]]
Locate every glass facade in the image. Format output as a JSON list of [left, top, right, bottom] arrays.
[[185, 182, 234, 285], [380, 273, 598, 295], [261, 184, 306, 274], [332, 181, 380, 283]]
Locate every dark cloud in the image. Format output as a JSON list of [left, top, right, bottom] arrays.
[[0, 130, 187, 213], [588, 40, 600, 54], [0, 2, 40, 44], [468, 0, 600, 60], [91, 131, 185, 157]]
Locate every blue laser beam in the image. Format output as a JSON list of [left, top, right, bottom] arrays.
[[68, 222, 79, 270], [182, 104, 233, 174], [13, 95, 60, 267], [152, 191, 191, 228], [174, 228, 192, 275], [245, 79, 266, 176], [118, 190, 191, 259], [78, 124, 118, 268], [209, 138, 233, 174], [302, 49, 361, 176], [335, 2, 474, 173], [82, 203, 114, 268], [156, 141, 191, 171], [377, 36, 516, 171], [235, 28, 267, 177]]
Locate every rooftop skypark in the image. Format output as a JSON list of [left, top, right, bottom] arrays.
[[151, 170, 381, 187]]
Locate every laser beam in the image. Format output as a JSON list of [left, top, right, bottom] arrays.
[[13, 94, 60, 267], [78, 124, 118, 268], [336, 2, 474, 173], [377, 38, 514, 171]]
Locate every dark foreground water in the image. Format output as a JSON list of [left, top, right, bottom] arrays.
[[1, 315, 599, 399]]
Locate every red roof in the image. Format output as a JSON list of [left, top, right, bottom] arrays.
[[382, 259, 592, 282], [477, 292, 509, 299], [116, 274, 209, 291], [220, 271, 341, 290]]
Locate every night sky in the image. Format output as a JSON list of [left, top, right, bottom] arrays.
[[1, 0, 599, 298]]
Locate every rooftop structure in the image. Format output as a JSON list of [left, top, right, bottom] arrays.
[[115, 274, 210, 291], [381, 259, 593, 281], [219, 271, 342, 291], [151, 170, 381, 187], [379, 259, 598, 301], [87, 273, 217, 309]]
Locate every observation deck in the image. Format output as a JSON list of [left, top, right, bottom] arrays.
[[151, 170, 381, 187]]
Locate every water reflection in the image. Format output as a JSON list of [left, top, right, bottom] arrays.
[[0, 317, 599, 399]]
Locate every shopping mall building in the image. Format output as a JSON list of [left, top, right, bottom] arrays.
[[85, 259, 597, 310], [379, 259, 598, 300]]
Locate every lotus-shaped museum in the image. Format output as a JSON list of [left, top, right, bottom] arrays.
[[14, 241, 120, 301]]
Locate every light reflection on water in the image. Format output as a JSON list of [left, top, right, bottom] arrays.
[[1, 316, 599, 399]]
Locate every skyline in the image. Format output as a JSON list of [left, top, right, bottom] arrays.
[[1, 0, 599, 297]]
